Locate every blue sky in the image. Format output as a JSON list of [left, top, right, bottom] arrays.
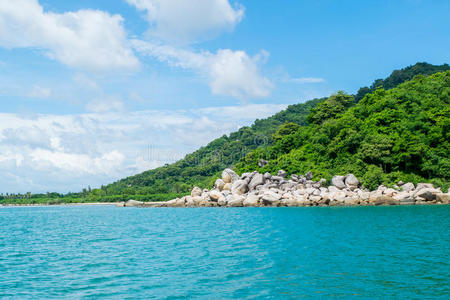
[[0, 0, 449, 193]]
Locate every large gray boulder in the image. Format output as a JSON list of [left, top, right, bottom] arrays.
[[227, 195, 245, 207], [231, 180, 248, 195], [222, 168, 239, 183], [401, 182, 415, 192], [332, 175, 346, 189], [261, 191, 281, 206], [191, 186, 202, 197], [249, 173, 264, 190], [214, 179, 225, 191], [209, 190, 224, 201], [305, 171, 313, 180], [345, 174, 359, 190], [243, 194, 260, 207]]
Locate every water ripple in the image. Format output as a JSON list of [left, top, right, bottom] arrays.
[[0, 205, 449, 298]]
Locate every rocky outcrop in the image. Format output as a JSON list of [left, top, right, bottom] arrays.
[[124, 169, 449, 208]]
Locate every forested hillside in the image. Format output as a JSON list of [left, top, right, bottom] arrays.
[[236, 71, 450, 190], [2, 62, 448, 204]]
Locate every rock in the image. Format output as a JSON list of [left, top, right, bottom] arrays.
[[332, 175, 346, 189], [218, 197, 228, 206], [214, 179, 225, 191], [191, 186, 202, 197], [263, 172, 272, 180], [305, 187, 316, 195], [222, 168, 239, 183], [249, 173, 264, 190], [416, 183, 434, 191], [277, 170, 287, 178], [125, 199, 144, 207], [384, 188, 397, 196], [310, 195, 322, 202], [192, 196, 203, 205], [227, 195, 244, 207], [398, 181, 404, 186], [209, 190, 224, 201], [296, 195, 310, 206], [436, 193, 450, 204], [231, 180, 248, 195], [261, 191, 282, 206], [243, 194, 260, 207], [285, 197, 298, 207], [374, 196, 399, 206], [223, 183, 232, 191], [185, 196, 195, 206], [319, 178, 327, 186], [271, 175, 284, 182], [328, 186, 339, 193], [393, 192, 412, 202], [176, 198, 186, 206], [344, 174, 359, 190], [329, 191, 346, 202], [290, 174, 299, 181], [258, 159, 269, 167], [415, 188, 437, 201], [305, 171, 313, 180], [401, 182, 415, 192], [344, 197, 359, 205]]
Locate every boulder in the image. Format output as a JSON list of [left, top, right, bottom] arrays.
[[176, 198, 186, 207], [217, 197, 228, 206], [344, 174, 359, 190], [285, 197, 298, 207], [277, 170, 287, 178], [125, 199, 144, 207], [374, 196, 399, 206], [329, 191, 346, 202], [231, 180, 248, 195], [296, 195, 310, 206], [261, 191, 282, 206], [305, 171, 313, 180], [383, 188, 397, 196], [344, 197, 359, 205], [243, 194, 260, 207], [415, 188, 437, 201], [214, 179, 225, 191], [222, 168, 239, 184], [249, 173, 264, 190], [192, 196, 203, 205], [332, 175, 346, 189], [263, 172, 272, 180], [209, 190, 224, 201], [328, 186, 339, 193], [401, 182, 415, 192], [416, 183, 434, 190], [227, 195, 245, 207], [436, 193, 450, 204], [191, 186, 202, 197]]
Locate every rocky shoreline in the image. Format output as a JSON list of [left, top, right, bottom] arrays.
[[122, 168, 450, 208]]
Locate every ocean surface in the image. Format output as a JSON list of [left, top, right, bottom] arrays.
[[0, 205, 449, 299]]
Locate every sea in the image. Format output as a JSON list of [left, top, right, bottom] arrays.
[[0, 205, 449, 299]]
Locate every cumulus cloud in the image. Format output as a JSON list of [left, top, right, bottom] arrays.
[[126, 0, 244, 44], [0, 0, 139, 71], [0, 104, 286, 193], [133, 40, 273, 99]]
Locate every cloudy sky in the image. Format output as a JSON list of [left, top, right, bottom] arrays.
[[0, 0, 449, 193]]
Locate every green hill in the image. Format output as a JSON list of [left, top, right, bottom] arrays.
[[236, 71, 450, 190], [99, 62, 450, 201]]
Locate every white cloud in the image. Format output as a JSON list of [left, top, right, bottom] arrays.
[[133, 40, 273, 99], [126, 0, 244, 44], [0, 103, 286, 193], [28, 85, 52, 98], [290, 77, 325, 84], [0, 0, 139, 71], [85, 96, 125, 113]]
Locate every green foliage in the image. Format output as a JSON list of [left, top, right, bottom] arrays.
[[237, 71, 450, 190], [355, 62, 450, 102], [307, 91, 355, 125]]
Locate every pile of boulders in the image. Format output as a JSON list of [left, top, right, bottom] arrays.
[[123, 168, 450, 207]]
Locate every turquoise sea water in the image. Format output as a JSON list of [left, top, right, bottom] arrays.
[[0, 206, 449, 299]]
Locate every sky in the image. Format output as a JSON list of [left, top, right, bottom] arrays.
[[0, 0, 449, 193]]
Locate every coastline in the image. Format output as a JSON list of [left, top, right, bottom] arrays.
[[0, 202, 119, 207]]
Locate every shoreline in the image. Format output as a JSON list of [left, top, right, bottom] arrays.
[[0, 202, 119, 207]]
